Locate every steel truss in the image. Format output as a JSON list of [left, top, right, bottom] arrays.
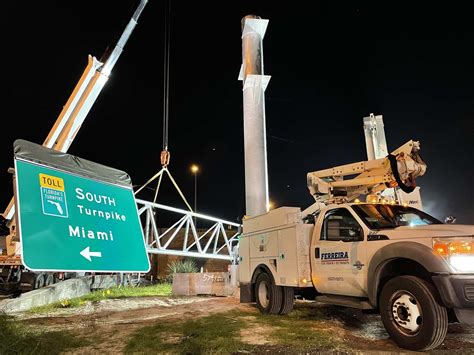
[[136, 199, 241, 261]]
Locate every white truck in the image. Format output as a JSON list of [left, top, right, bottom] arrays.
[[238, 140, 474, 351]]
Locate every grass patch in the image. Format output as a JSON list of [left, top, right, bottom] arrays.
[[125, 312, 253, 354], [0, 313, 86, 354], [29, 283, 172, 314], [79, 283, 172, 300], [125, 304, 345, 354], [253, 305, 343, 351]]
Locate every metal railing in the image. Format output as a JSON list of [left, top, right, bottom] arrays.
[[136, 199, 241, 261]]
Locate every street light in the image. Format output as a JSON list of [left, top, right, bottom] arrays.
[[190, 164, 199, 226], [267, 200, 274, 211]]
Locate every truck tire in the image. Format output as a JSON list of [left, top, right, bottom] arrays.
[[255, 272, 282, 314], [34, 274, 45, 289], [380, 275, 448, 351], [279, 286, 294, 315], [45, 274, 54, 286]]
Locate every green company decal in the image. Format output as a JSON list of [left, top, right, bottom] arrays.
[[15, 159, 150, 272]]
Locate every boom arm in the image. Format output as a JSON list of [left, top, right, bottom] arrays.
[[2, 0, 148, 221], [306, 140, 427, 204]]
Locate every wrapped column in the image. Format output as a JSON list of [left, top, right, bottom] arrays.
[[239, 15, 271, 217]]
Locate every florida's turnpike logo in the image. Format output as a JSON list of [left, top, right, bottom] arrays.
[[39, 173, 69, 218]]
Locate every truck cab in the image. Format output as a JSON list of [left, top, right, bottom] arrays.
[[239, 202, 474, 351]]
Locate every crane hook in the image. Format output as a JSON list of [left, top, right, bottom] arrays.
[[160, 149, 170, 167]]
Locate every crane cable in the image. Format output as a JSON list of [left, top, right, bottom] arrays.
[[160, 0, 171, 167], [153, 0, 171, 202], [135, 0, 193, 212]]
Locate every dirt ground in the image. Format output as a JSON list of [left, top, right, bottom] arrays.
[[17, 296, 474, 354]]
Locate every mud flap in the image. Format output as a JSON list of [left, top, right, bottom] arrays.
[[454, 308, 474, 325], [239, 282, 255, 303]]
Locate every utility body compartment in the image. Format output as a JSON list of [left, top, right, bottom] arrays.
[[238, 207, 314, 288]]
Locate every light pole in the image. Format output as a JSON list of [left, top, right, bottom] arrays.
[[190, 164, 199, 226]]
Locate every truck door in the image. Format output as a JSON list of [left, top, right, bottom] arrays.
[[311, 207, 367, 297]]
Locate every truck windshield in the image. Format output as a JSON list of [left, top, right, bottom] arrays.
[[352, 204, 442, 229]]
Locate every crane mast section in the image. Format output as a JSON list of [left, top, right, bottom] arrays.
[[2, 0, 148, 221]]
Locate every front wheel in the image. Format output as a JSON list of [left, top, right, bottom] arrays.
[[254, 273, 282, 314], [380, 275, 448, 351]]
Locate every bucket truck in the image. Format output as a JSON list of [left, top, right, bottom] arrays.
[[0, 0, 148, 293], [238, 140, 474, 351]]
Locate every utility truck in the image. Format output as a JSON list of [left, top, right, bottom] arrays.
[[239, 140, 474, 351]]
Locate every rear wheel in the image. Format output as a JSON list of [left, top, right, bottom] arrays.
[[255, 273, 282, 314], [34, 274, 45, 289], [279, 286, 294, 314], [45, 274, 54, 287], [380, 275, 448, 351]]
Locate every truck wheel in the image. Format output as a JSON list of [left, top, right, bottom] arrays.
[[255, 272, 282, 314], [380, 275, 448, 351], [45, 274, 54, 286], [279, 286, 294, 315]]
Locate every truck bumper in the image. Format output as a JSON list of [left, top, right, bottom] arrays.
[[432, 274, 474, 324]]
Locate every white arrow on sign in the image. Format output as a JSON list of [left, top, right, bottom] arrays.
[[80, 246, 102, 262]]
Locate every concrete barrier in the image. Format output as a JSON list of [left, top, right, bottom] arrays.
[[172, 272, 236, 296], [90, 274, 120, 290], [0, 276, 93, 313], [90, 274, 140, 289]]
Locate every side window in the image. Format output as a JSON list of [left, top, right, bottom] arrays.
[[322, 208, 363, 241]]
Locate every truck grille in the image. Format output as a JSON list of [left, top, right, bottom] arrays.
[[465, 284, 474, 301]]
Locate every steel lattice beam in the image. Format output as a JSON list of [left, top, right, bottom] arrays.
[[135, 199, 241, 261]]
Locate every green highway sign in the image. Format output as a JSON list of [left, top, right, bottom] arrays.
[[14, 140, 150, 273]]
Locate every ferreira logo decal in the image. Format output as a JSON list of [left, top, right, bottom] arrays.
[[39, 173, 69, 218], [321, 251, 349, 265]]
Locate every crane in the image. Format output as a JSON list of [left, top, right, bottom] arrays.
[[0, 0, 148, 291]]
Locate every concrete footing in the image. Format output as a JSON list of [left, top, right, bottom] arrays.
[[91, 275, 120, 290], [172, 272, 237, 296], [0, 276, 93, 313]]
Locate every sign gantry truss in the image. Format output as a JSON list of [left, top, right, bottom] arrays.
[[136, 199, 241, 261]]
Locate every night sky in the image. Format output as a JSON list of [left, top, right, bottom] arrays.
[[2, 1, 473, 224]]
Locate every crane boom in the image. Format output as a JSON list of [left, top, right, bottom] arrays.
[[2, 0, 148, 221]]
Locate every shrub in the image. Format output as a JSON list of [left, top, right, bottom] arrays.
[[166, 259, 198, 281]]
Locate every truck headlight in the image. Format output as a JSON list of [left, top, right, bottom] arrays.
[[433, 237, 474, 272]]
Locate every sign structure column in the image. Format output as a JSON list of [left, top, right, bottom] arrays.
[[13, 139, 150, 273], [239, 15, 271, 217]]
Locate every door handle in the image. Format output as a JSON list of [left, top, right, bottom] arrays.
[[352, 261, 364, 270], [315, 247, 320, 259]]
